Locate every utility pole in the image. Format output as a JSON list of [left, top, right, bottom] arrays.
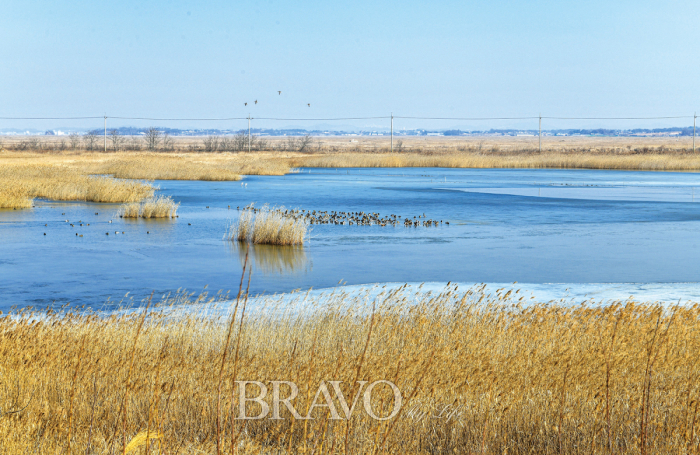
[[391, 113, 393, 153], [104, 115, 107, 152], [248, 115, 251, 153], [539, 114, 542, 152], [694, 112, 697, 154]]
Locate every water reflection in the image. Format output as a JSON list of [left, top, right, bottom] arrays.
[[231, 242, 310, 275]]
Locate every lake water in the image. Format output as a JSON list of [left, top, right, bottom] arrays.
[[2, 167, 700, 311]]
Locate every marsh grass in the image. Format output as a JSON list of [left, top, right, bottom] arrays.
[[289, 150, 700, 171], [0, 163, 155, 208], [1, 285, 700, 454], [82, 153, 290, 179], [118, 196, 180, 219], [0, 151, 292, 208], [228, 204, 309, 245]]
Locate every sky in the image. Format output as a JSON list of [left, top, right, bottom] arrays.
[[1, 0, 699, 131]]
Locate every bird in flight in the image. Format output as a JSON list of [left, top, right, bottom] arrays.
[[307, 103, 311, 107], [244, 102, 247, 106], [278, 91, 281, 95], [255, 100, 258, 104]]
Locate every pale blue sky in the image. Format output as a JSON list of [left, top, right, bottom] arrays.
[[1, 0, 698, 131]]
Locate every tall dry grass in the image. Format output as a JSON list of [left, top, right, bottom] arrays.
[[289, 150, 700, 171], [0, 151, 293, 208], [1, 285, 699, 454], [0, 163, 154, 208], [77, 153, 290, 179], [228, 205, 309, 245], [118, 196, 180, 219]]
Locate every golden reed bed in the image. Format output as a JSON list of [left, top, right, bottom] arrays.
[[0, 151, 291, 208], [0, 281, 699, 454]]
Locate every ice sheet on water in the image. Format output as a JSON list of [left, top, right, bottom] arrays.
[[447, 187, 700, 203], [157, 281, 700, 320]]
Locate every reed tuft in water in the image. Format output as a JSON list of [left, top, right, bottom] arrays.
[[118, 195, 179, 219], [228, 204, 308, 245]]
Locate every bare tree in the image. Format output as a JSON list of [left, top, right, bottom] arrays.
[[126, 135, 142, 151], [254, 136, 269, 151], [203, 135, 220, 153], [68, 132, 81, 150], [83, 131, 99, 151], [297, 134, 313, 152], [282, 134, 314, 152], [219, 136, 233, 152], [143, 127, 161, 151], [233, 132, 247, 152], [109, 129, 125, 152], [27, 138, 41, 151], [162, 132, 175, 151], [58, 139, 67, 151]]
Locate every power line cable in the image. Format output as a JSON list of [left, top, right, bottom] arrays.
[[0, 116, 104, 120]]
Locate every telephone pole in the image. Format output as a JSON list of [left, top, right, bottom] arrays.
[[694, 112, 697, 153], [248, 115, 251, 153], [104, 115, 107, 152], [391, 113, 393, 153], [538, 114, 542, 152]]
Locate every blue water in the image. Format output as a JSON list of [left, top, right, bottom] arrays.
[[2, 167, 700, 310]]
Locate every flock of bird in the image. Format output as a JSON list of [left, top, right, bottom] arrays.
[[243, 91, 311, 108], [238, 205, 449, 228], [41, 203, 450, 237], [42, 212, 149, 236]]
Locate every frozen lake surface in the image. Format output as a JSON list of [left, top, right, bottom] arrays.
[[2, 167, 700, 311]]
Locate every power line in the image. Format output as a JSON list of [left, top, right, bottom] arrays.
[[256, 117, 390, 121], [543, 116, 692, 120], [109, 116, 248, 121], [395, 116, 539, 120], [0, 116, 104, 120]]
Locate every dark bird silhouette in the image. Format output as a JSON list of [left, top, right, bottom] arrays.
[[307, 103, 310, 107], [254, 100, 258, 104], [244, 102, 247, 106], [278, 91, 281, 95]]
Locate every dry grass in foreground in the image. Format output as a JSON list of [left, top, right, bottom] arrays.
[[228, 204, 309, 245], [0, 283, 699, 454], [118, 196, 180, 219]]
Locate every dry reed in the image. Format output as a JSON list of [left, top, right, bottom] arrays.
[[1, 285, 699, 454], [289, 150, 700, 171], [0, 163, 155, 208], [228, 204, 309, 245], [118, 196, 180, 219]]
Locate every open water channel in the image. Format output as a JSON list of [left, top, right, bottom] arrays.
[[2, 167, 700, 311]]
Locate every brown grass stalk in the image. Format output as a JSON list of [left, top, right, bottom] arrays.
[[216, 250, 249, 455], [2, 286, 700, 453]]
